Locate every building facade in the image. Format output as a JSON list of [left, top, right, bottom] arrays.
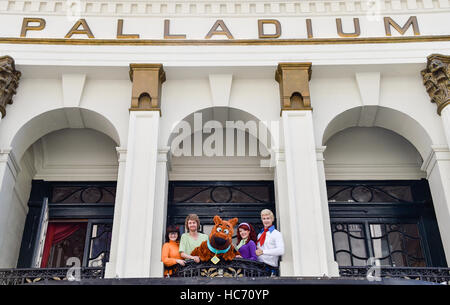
[[0, 0, 449, 282]]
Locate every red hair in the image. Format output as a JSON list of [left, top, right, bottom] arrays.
[[236, 223, 257, 245]]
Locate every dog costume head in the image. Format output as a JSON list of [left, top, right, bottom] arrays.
[[210, 215, 238, 250], [191, 215, 239, 262]]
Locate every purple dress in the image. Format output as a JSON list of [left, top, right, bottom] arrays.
[[237, 240, 257, 261]]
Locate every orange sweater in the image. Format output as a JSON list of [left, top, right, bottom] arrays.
[[161, 240, 182, 275]]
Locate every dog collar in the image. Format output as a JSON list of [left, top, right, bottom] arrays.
[[207, 239, 231, 254]]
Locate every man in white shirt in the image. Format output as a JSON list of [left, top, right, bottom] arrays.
[[256, 209, 284, 276]]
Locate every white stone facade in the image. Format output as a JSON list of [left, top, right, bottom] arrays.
[[0, 0, 449, 278]]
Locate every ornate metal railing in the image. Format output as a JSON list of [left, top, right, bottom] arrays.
[[0, 267, 105, 285], [171, 258, 272, 278], [339, 266, 450, 284]]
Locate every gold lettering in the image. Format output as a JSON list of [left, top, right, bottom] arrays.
[[384, 16, 420, 36], [336, 18, 361, 38], [117, 19, 139, 39], [205, 20, 234, 39], [20, 18, 46, 37], [306, 19, 313, 39], [164, 20, 187, 39], [258, 19, 281, 39], [65, 19, 95, 39]]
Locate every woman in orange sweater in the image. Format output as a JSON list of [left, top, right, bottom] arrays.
[[161, 225, 185, 276]]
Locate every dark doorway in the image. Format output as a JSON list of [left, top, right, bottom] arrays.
[[167, 181, 276, 240]]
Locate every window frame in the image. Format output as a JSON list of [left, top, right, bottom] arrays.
[[327, 179, 447, 268]]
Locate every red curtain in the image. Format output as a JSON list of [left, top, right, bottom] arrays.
[[40, 223, 82, 268]]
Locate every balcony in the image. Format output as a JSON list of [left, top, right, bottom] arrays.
[[0, 262, 449, 285], [0, 267, 104, 285]]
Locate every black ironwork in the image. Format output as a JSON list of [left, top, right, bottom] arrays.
[[167, 181, 276, 234], [328, 180, 447, 268], [171, 258, 272, 278], [339, 266, 450, 284], [0, 267, 105, 285]]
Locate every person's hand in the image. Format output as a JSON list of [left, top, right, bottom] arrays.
[[192, 256, 201, 263], [176, 259, 185, 266], [235, 255, 242, 258], [255, 248, 263, 256]]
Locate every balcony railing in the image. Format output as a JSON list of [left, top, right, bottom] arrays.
[[339, 266, 450, 284], [0, 267, 105, 285], [169, 258, 272, 278], [1, 264, 450, 284]]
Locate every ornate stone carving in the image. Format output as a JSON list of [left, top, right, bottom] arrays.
[[275, 62, 312, 114], [421, 54, 450, 115], [0, 56, 21, 118], [129, 63, 166, 114]]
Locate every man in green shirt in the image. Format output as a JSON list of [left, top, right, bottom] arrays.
[[179, 214, 208, 263]]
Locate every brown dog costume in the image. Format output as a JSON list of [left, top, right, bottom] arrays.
[[191, 215, 239, 263]]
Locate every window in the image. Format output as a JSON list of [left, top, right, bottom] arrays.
[[328, 180, 447, 268], [167, 181, 276, 235], [18, 181, 116, 268]]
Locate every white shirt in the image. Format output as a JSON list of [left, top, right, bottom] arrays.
[[256, 225, 285, 267]]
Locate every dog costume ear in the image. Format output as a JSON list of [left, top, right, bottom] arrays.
[[228, 218, 238, 227], [213, 215, 222, 225]]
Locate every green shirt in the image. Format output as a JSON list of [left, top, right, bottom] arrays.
[[179, 232, 209, 256]]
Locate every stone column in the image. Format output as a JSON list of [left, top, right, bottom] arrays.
[[0, 149, 21, 267], [0, 56, 22, 267], [104, 147, 127, 278], [275, 63, 338, 276], [106, 64, 166, 278], [421, 54, 450, 264], [149, 147, 170, 277], [421, 54, 450, 145], [0, 56, 21, 120]]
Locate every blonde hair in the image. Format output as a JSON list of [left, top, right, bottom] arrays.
[[185, 214, 201, 232], [260, 209, 274, 221]]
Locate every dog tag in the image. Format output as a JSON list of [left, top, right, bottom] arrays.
[[211, 255, 220, 264]]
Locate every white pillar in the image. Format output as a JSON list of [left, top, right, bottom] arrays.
[[0, 149, 21, 267], [149, 147, 170, 277], [105, 147, 127, 278], [280, 110, 335, 276], [316, 146, 340, 277], [422, 145, 450, 265], [107, 111, 161, 278], [441, 106, 450, 149], [273, 148, 295, 276]]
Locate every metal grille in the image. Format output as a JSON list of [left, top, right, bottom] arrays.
[[0, 267, 104, 285], [171, 258, 271, 278], [339, 266, 450, 284]]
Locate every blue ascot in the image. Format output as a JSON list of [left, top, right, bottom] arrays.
[[207, 239, 231, 254]]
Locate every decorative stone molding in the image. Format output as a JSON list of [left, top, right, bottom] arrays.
[[275, 62, 312, 114], [421, 54, 450, 115], [129, 63, 166, 114], [0, 56, 21, 118], [0, 0, 448, 17]]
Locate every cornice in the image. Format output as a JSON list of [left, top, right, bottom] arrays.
[[0, 0, 448, 17]]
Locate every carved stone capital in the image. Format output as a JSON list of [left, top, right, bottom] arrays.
[[275, 62, 312, 115], [129, 63, 166, 115], [0, 56, 21, 118], [421, 54, 450, 115]]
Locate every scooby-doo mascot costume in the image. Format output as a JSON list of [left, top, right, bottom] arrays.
[[191, 215, 239, 264]]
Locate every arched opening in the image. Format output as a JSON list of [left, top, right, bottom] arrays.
[[0, 108, 120, 269], [165, 106, 276, 247], [322, 109, 447, 269]]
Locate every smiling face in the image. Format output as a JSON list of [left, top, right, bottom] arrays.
[[168, 232, 178, 242], [187, 219, 198, 233], [210, 215, 238, 250], [239, 227, 250, 239], [261, 214, 273, 229]]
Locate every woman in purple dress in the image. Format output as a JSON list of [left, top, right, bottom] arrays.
[[235, 222, 257, 261]]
